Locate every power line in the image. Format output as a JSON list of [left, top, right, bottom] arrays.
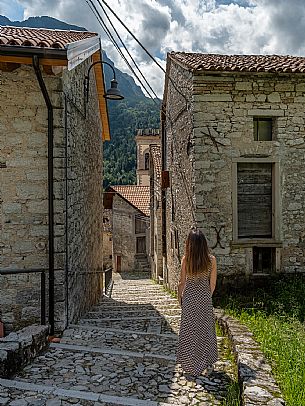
[[97, 0, 188, 102], [85, 0, 160, 103], [96, 0, 160, 101], [85, 0, 196, 220]]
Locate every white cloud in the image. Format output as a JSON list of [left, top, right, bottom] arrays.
[[14, 0, 305, 97], [0, 0, 24, 20]]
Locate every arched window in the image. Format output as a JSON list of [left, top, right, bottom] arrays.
[[144, 152, 150, 170]]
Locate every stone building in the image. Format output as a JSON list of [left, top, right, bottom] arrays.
[[162, 52, 305, 291], [0, 26, 110, 332], [136, 129, 160, 186], [149, 144, 163, 280], [105, 186, 150, 272], [102, 209, 113, 270]]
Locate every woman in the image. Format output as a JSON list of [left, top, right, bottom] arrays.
[[177, 227, 218, 377]]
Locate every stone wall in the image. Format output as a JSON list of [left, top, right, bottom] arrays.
[[0, 56, 104, 331], [192, 72, 305, 277], [61, 58, 104, 326], [149, 147, 163, 280], [164, 63, 305, 289], [112, 194, 138, 272], [0, 325, 49, 378], [0, 65, 61, 331], [103, 209, 113, 270], [136, 134, 161, 186], [163, 61, 195, 290]]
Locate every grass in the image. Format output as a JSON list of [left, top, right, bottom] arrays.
[[215, 275, 305, 406], [217, 322, 241, 406]]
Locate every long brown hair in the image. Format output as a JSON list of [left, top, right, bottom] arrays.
[[185, 228, 211, 277]]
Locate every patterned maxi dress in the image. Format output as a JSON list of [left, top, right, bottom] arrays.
[[176, 265, 218, 376]]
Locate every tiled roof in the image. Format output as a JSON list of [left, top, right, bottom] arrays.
[[111, 186, 150, 217], [170, 52, 305, 73], [150, 145, 161, 180], [0, 26, 97, 49]]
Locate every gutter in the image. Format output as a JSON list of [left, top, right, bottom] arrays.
[[0, 45, 67, 60], [32, 55, 55, 336]]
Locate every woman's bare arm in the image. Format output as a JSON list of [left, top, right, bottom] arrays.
[[210, 256, 217, 295], [178, 256, 186, 305]]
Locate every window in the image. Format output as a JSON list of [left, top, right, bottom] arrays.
[[237, 163, 272, 238], [233, 158, 280, 244], [144, 153, 150, 170], [109, 255, 112, 259], [253, 117, 273, 141], [253, 247, 275, 273]]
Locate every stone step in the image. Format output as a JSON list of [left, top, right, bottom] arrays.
[[78, 315, 181, 334], [0, 378, 173, 406], [94, 303, 181, 312], [108, 296, 176, 302], [68, 323, 178, 339], [110, 292, 165, 298], [12, 345, 230, 405], [86, 307, 181, 319], [102, 295, 177, 302], [62, 325, 178, 356]]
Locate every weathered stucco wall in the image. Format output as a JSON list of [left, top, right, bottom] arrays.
[[164, 61, 195, 291], [0, 57, 104, 332]]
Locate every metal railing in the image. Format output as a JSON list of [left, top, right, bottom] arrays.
[[0, 268, 47, 325], [104, 267, 113, 297]]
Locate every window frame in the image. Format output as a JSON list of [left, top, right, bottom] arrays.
[[232, 157, 281, 246], [253, 117, 273, 141]]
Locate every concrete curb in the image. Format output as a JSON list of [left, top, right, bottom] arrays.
[[215, 309, 285, 406]]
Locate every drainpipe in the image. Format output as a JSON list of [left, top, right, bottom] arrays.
[[32, 55, 55, 336]]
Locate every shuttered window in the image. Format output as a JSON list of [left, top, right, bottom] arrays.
[[237, 163, 272, 238], [135, 216, 147, 234]]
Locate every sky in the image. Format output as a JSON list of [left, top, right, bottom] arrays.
[[1, 0, 305, 97]]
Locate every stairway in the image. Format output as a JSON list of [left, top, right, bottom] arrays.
[[0, 272, 235, 405], [134, 255, 150, 274]]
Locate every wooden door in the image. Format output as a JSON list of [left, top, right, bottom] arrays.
[[136, 237, 146, 254]]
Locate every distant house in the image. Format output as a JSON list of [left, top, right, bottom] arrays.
[[106, 185, 150, 272], [161, 52, 305, 290], [104, 129, 161, 274], [0, 26, 110, 332]]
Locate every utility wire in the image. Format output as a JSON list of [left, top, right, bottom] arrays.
[[96, 0, 160, 101], [85, 0, 196, 219], [97, 0, 188, 102], [86, 0, 159, 103]]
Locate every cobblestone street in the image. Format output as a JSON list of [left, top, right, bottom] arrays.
[[0, 273, 236, 405]]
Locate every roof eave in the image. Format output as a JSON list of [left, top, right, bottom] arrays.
[[0, 44, 67, 60], [66, 35, 100, 71]]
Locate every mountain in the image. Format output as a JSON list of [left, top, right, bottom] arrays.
[[0, 16, 161, 187], [0, 15, 86, 31]]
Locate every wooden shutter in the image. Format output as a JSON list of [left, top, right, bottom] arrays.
[[237, 163, 272, 238], [135, 215, 147, 234], [136, 237, 146, 253]]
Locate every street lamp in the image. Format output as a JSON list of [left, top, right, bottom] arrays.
[[84, 60, 124, 103]]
